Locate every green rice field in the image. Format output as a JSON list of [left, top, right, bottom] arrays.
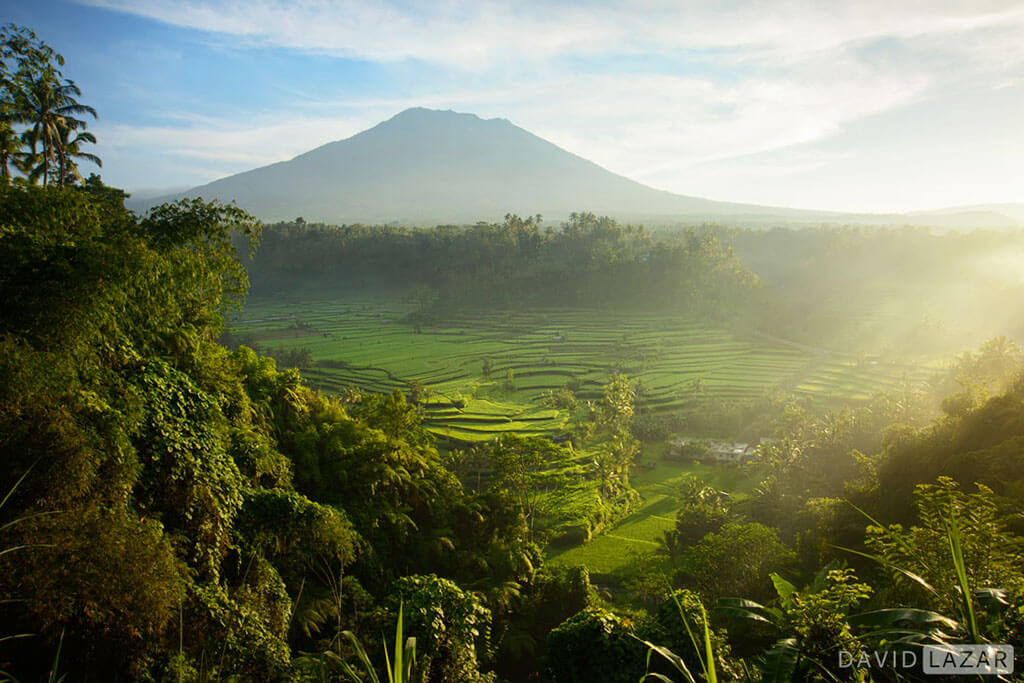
[[231, 292, 940, 445], [230, 292, 943, 578]]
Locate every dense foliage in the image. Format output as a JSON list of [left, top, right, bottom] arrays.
[[3, 181, 1024, 680], [0, 184, 535, 680], [247, 213, 758, 317]]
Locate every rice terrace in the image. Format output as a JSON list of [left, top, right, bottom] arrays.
[[231, 294, 937, 445], [228, 291, 942, 578]]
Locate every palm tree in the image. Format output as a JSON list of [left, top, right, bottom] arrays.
[[53, 123, 100, 186], [20, 75, 97, 186], [0, 118, 27, 180]]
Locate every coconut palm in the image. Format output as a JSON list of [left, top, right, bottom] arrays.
[[20, 75, 97, 186], [0, 117, 27, 180], [53, 123, 100, 186]]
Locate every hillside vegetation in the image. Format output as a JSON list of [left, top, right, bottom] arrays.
[[4, 181, 1024, 681]]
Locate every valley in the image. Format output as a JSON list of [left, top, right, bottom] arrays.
[[228, 291, 946, 586], [231, 293, 940, 446]]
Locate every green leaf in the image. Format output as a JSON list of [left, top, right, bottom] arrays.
[[635, 637, 698, 683], [341, 630, 380, 683], [944, 514, 980, 642], [759, 638, 799, 683], [770, 573, 797, 601], [716, 604, 776, 626], [848, 608, 961, 635], [47, 629, 65, 683], [832, 545, 940, 600]]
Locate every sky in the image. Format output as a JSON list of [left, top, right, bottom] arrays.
[[5, 0, 1024, 213]]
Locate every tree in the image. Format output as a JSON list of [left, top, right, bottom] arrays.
[[54, 123, 100, 185], [492, 566, 592, 681], [600, 372, 636, 429], [488, 435, 565, 541], [12, 505, 185, 674], [407, 378, 430, 406], [1, 25, 56, 183], [589, 373, 640, 495], [0, 117, 26, 180], [863, 477, 1024, 617], [719, 568, 874, 682], [390, 575, 494, 683], [678, 522, 795, 604], [1, 24, 63, 91], [20, 76, 97, 186], [444, 445, 490, 492], [662, 477, 734, 562], [0, 25, 99, 186], [546, 607, 647, 683], [0, 184, 324, 679]]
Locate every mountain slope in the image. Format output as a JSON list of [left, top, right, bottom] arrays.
[[130, 108, 1023, 228], [130, 108, 838, 225]]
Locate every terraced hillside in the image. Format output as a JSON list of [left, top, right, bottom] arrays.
[[230, 293, 939, 444], [546, 451, 763, 579]]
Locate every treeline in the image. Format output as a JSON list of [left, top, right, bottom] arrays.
[[246, 213, 758, 317], [246, 214, 1024, 357]]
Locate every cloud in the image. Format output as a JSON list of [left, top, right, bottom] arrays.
[[75, 0, 1024, 209], [77, 0, 1024, 70], [505, 66, 928, 187], [95, 59, 927, 192], [96, 112, 376, 169]]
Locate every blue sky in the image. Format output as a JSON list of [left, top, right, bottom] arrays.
[[6, 0, 1024, 212]]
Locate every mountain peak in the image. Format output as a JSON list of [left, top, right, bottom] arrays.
[[128, 108, 819, 226], [381, 107, 509, 130], [392, 106, 467, 118]]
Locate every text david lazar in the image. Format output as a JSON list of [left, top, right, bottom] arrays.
[[838, 645, 1014, 676]]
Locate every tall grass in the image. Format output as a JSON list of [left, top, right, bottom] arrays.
[[636, 593, 718, 683], [838, 501, 1002, 646], [333, 601, 417, 683]]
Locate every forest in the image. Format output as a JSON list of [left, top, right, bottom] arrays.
[[248, 216, 1024, 358], [2, 23, 1024, 683], [247, 213, 757, 318]]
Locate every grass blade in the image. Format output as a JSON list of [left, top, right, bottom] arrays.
[[944, 514, 980, 642], [391, 601, 403, 683], [47, 629, 65, 683], [341, 630, 380, 683], [677, 597, 717, 683], [635, 637, 698, 683], [698, 601, 718, 683], [832, 545, 940, 601]]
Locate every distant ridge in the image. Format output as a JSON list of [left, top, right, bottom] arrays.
[[129, 108, 1024, 228]]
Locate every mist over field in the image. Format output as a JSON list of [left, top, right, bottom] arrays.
[[3, 3, 1024, 681]]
